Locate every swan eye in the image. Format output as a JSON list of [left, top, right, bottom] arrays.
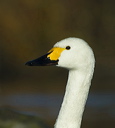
[[66, 46, 71, 50]]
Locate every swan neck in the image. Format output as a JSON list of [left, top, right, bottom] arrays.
[[55, 67, 94, 128]]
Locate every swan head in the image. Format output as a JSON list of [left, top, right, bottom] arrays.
[[25, 37, 95, 70]]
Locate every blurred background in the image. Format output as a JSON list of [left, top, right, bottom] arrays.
[[0, 0, 115, 128]]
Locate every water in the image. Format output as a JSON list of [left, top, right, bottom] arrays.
[[0, 93, 115, 127], [0, 93, 115, 117]]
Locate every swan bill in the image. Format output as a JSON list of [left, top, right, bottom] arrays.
[[25, 47, 65, 66], [25, 52, 59, 66]]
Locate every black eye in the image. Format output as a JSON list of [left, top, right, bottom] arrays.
[[66, 46, 71, 50]]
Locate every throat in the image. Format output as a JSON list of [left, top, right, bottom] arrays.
[[55, 69, 93, 128]]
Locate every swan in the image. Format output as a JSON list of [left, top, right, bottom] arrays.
[[25, 37, 95, 128]]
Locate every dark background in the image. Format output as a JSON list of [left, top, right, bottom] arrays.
[[0, 0, 115, 128]]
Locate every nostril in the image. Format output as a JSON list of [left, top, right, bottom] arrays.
[[29, 62, 33, 66], [25, 61, 33, 66]]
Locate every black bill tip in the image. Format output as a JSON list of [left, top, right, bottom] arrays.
[[25, 52, 58, 66]]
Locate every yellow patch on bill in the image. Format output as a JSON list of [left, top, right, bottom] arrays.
[[47, 47, 65, 60]]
